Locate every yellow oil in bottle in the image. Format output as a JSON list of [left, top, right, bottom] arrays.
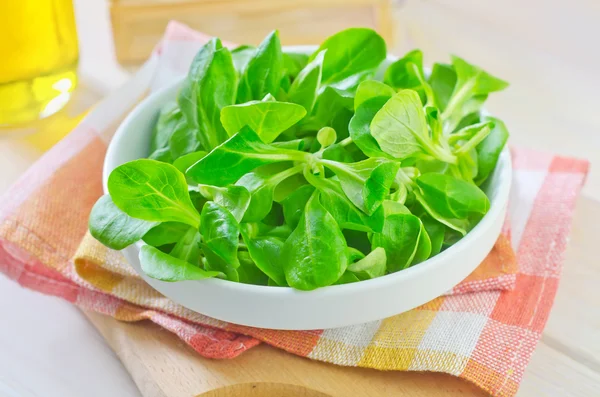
[[0, 1, 79, 127]]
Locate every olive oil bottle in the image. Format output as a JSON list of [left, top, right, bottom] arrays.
[[0, 1, 79, 127]]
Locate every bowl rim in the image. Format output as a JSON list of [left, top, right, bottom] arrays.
[[103, 57, 512, 298]]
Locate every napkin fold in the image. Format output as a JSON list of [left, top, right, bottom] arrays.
[[0, 21, 588, 397]]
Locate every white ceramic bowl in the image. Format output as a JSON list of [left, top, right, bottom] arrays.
[[104, 48, 512, 330]]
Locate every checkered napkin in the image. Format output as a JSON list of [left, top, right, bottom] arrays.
[[0, 22, 588, 397]]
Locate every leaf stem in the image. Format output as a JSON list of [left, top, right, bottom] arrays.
[[270, 164, 305, 185], [454, 126, 491, 155], [441, 80, 474, 121], [423, 140, 457, 164], [339, 137, 353, 147]]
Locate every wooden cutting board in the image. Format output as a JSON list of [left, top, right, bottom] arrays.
[[83, 196, 597, 397]]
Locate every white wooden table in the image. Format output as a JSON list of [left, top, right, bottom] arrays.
[[0, 0, 598, 396]]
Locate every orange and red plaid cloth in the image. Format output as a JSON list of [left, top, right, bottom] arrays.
[[0, 22, 589, 397]]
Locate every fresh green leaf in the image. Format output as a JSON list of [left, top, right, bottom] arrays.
[[441, 55, 508, 126], [456, 147, 479, 181], [281, 184, 315, 228], [89, 195, 158, 250], [428, 63, 456, 111], [282, 193, 348, 290], [150, 102, 188, 155], [329, 70, 375, 93], [178, 38, 237, 150], [237, 250, 269, 285], [240, 225, 287, 286], [186, 126, 307, 186], [454, 110, 482, 132], [278, 76, 291, 99], [220, 100, 306, 143], [283, 51, 310, 79], [382, 200, 410, 216], [347, 247, 386, 280], [304, 169, 384, 232], [262, 201, 284, 226], [108, 159, 200, 227], [322, 142, 355, 163], [200, 202, 240, 281], [170, 227, 202, 265], [343, 229, 371, 255], [347, 247, 365, 262], [302, 86, 354, 139], [413, 189, 469, 236], [313, 28, 386, 86], [237, 31, 283, 103], [148, 147, 173, 163], [384, 49, 424, 90], [372, 213, 422, 272], [197, 184, 251, 223], [189, 190, 208, 213], [450, 121, 493, 181], [334, 272, 361, 285], [172, 151, 207, 174], [416, 173, 490, 219], [231, 45, 255, 74], [426, 106, 443, 143], [416, 158, 448, 175], [287, 50, 325, 113], [320, 157, 400, 215], [236, 163, 302, 222], [372, 90, 457, 163], [257, 223, 293, 240], [447, 95, 488, 133], [142, 222, 191, 247], [349, 96, 393, 159], [452, 55, 509, 96], [354, 80, 395, 111], [475, 116, 509, 185], [410, 221, 431, 265], [139, 245, 220, 282], [169, 121, 201, 159], [273, 172, 308, 202], [421, 215, 445, 256]]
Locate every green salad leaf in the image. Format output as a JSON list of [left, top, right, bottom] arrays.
[[142, 222, 191, 247], [108, 159, 200, 227], [140, 245, 220, 282], [313, 27, 386, 86], [221, 100, 306, 143], [282, 193, 348, 290], [89, 195, 158, 250], [200, 202, 241, 281], [288, 50, 325, 113], [178, 38, 237, 150], [354, 80, 395, 111], [186, 126, 307, 186], [237, 31, 283, 103]]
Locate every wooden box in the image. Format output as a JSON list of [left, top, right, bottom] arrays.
[[109, 0, 394, 64]]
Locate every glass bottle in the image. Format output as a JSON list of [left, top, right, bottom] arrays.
[[0, 1, 79, 127]]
